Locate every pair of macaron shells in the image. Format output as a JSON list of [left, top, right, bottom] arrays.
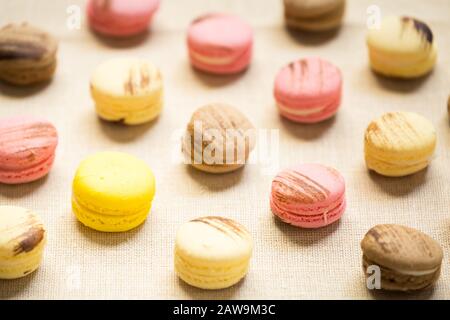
[[87, 0, 161, 37], [0, 23, 58, 86], [0, 117, 58, 184], [367, 16, 437, 79], [283, 0, 346, 32]]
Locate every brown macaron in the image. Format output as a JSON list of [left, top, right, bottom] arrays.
[[283, 0, 346, 32], [0, 23, 58, 86], [447, 95, 450, 115], [361, 224, 443, 291], [182, 103, 255, 174]]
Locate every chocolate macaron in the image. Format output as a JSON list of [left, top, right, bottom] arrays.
[[361, 224, 443, 291], [0, 23, 58, 85]]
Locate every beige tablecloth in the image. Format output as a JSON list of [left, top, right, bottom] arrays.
[[0, 0, 449, 300]]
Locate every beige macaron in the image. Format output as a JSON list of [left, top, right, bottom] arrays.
[[0, 23, 58, 85], [283, 0, 346, 32], [361, 224, 443, 291], [90, 58, 164, 125], [0, 206, 47, 279], [182, 103, 255, 174]]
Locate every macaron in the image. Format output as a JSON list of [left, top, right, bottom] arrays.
[[364, 111, 436, 177], [182, 103, 255, 174], [72, 152, 155, 232], [283, 0, 346, 32], [87, 0, 160, 37], [274, 57, 342, 123], [270, 163, 346, 228], [367, 16, 437, 78], [0, 116, 58, 184], [175, 216, 253, 290], [90, 58, 163, 125], [187, 13, 253, 75], [0, 206, 47, 279], [0, 23, 58, 85], [361, 224, 443, 291], [447, 95, 450, 116]]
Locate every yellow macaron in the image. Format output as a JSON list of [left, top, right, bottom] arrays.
[[174, 216, 253, 290], [72, 152, 155, 232], [90, 58, 163, 125], [367, 16, 437, 78], [0, 206, 47, 279], [364, 111, 436, 177]]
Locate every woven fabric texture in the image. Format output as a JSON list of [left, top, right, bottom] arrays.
[[0, 0, 449, 299]]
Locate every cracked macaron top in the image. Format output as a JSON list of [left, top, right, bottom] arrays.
[[90, 58, 162, 97], [175, 216, 253, 263], [361, 224, 443, 274], [0, 206, 46, 259], [0, 23, 57, 62]]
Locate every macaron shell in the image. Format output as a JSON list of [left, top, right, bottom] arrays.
[[187, 14, 253, 74], [367, 16, 436, 78], [87, 0, 160, 37], [364, 112, 436, 176], [90, 58, 164, 125], [274, 57, 342, 123], [270, 163, 346, 228], [0, 116, 58, 184], [361, 224, 443, 274], [284, 0, 345, 18], [0, 206, 46, 279], [174, 216, 253, 290], [72, 152, 155, 215], [0, 23, 58, 85]]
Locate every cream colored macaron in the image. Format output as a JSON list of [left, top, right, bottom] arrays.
[[90, 58, 163, 125], [174, 216, 253, 290], [367, 16, 437, 78], [0, 206, 47, 279], [364, 111, 436, 177]]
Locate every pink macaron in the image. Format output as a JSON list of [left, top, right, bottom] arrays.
[[270, 163, 346, 228], [187, 13, 253, 75], [0, 116, 58, 184], [274, 57, 342, 123], [87, 0, 160, 37]]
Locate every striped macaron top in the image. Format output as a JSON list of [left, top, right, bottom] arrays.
[[0, 23, 57, 62], [0, 116, 58, 170], [274, 57, 342, 103], [361, 224, 443, 272], [271, 163, 345, 206], [176, 216, 253, 262], [184, 103, 255, 164], [0, 206, 46, 259], [365, 111, 436, 155]]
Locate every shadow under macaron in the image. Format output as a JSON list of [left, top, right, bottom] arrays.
[[272, 214, 341, 246], [0, 175, 49, 198], [0, 79, 53, 97], [97, 116, 160, 143], [184, 165, 244, 193], [367, 169, 428, 196], [367, 286, 436, 300], [278, 113, 337, 141], [75, 218, 145, 246], [190, 65, 250, 88], [88, 28, 151, 48], [284, 25, 341, 46], [370, 69, 433, 93]]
